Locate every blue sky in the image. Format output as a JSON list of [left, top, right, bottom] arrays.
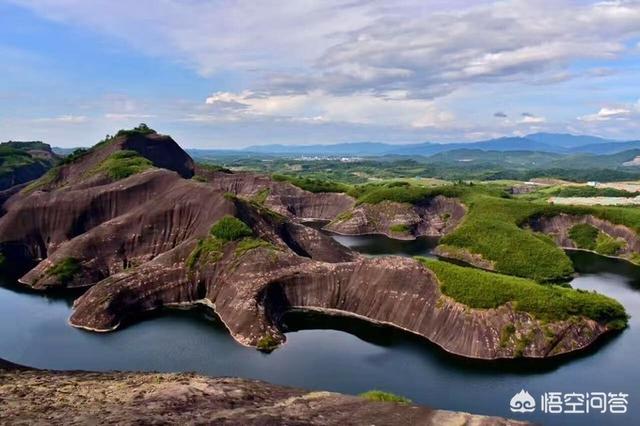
[[1, 0, 639, 148]]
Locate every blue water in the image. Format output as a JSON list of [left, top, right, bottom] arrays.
[[0, 241, 637, 425]]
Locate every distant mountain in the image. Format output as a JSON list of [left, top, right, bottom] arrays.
[[243, 136, 565, 156], [567, 140, 640, 155], [240, 133, 640, 157], [242, 142, 396, 156], [525, 133, 615, 148]]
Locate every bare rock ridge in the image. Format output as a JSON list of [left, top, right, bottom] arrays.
[[0, 362, 528, 425], [0, 130, 620, 359]]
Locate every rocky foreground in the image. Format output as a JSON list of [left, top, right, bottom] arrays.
[[0, 360, 527, 425]]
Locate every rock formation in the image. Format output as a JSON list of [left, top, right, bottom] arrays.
[[0, 130, 622, 359], [324, 196, 465, 239], [0, 141, 59, 191], [0, 361, 528, 425], [528, 213, 640, 261]]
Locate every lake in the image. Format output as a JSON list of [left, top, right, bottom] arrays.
[[0, 231, 638, 425]]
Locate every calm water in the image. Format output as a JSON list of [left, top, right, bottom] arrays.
[[1, 237, 638, 425]]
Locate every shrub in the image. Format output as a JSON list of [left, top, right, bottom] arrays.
[[210, 216, 253, 241], [186, 237, 224, 269], [251, 188, 270, 205], [390, 224, 410, 233], [47, 257, 81, 284], [569, 224, 598, 250], [417, 257, 628, 328], [256, 334, 279, 351], [595, 233, 625, 256], [359, 390, 412, 405], [115, 123, 157, 138]]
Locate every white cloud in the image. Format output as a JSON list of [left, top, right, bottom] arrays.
[[9, 0, 640, 100], [33, 115, 88, 124], [200, 90, 455, 129], [578, 107, 631, 122], [518, 113, 546, 124]]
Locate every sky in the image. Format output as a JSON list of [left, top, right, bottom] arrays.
[[0, 0, 639, 148]]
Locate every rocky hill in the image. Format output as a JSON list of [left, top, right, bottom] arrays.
[[0, 141, 59, 191], [0, 360, 527, 425], [0, 127, 626, 359]]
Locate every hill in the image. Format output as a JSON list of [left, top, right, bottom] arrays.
[[0, 141, 59, 191]]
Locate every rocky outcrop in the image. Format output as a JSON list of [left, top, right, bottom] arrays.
[[198, 169, 355, 220], [528, 214, 640, 260], [0, 141, 59, 191], [0, 133, 618, 359], [325, 196, 465, 239], [0, 364, 528, 425]]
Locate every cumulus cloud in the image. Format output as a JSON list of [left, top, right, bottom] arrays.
[[9, 0, 640, 101], [198, 90, 455, 129], [7, 0, 640, 143]]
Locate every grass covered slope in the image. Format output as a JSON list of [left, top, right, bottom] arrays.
[[0, 142, 59, 190], [417, 258, 628, 330], [277, 174, 640, 281]]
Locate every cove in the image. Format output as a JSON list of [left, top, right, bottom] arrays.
[[0, 236, 638, 425]]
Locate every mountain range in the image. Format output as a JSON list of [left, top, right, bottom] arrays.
[[240, 133, 640, 157]]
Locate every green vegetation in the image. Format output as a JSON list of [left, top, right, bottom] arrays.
[[256, 335, 279, 351], [568, 223, 625, 256], [595, 233, 625, 256], [186, 237, 225, 269], [251, 188, 270, 205], [47, 257, 81, 285], [359, 391, 412, 405], [390, 224, 410, 233], [499, 324, 516, 348], [553, 186, 637, 198], [195, 162, 232, 174], [417, 258, 628, 329], [352, 182, 464, 205], [0, 142, 58, 190], [114, 123, 157, 138], [235, 238, 276, 257], [187, 217, 276, 269], [93, 150, 152, 180], [440, 192, 574, 281], [273, 174, 351, 193], [569, 224, 599, 250], [60, 148, 90, 165], [0, 253, 6, 270], [210, 216, 253, 241]]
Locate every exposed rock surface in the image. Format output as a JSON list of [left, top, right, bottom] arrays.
[[0, 133, 618, 359], [528, 213, 640, 261], [324, 196, 465, 240], [197, 169, 355, 220], [0, 363, 528, 425]]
